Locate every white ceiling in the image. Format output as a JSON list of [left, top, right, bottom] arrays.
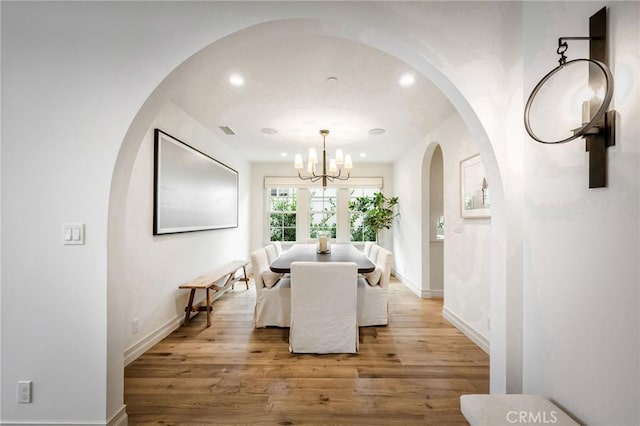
[[171, 30, 455, 164]]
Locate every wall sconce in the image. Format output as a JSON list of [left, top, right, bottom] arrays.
[[524, 7, 615, 188]]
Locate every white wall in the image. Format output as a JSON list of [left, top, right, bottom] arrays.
[[394, 113, 491, 348], [522, 3, 640, 425], [249, 162, 394, 253], [394, 141, 429, 292], [119, 102, 250, 357]]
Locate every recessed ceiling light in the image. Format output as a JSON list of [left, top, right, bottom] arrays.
[[368, 128, 386, 135], [360, 153, 367, 158], [280, 152, 288, 157], [229, 74, 244, 87], [399, 73, 415, 87], [261, 128, 278, 135], [327, 76, 338, 84]]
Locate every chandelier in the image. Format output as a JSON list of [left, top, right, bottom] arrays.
[[294, 129, 352, 188]]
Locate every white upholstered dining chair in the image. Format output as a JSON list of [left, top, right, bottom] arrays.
[[289, 261, 359, 354], [250, 247, 291, 328], [368, 244, 380, 262], [271, 241, 284, 257], [357, 247, 393, 326], [363, 241, 374, 258], [264, 244, 278, 264]]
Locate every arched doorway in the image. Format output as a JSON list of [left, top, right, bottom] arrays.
[[421, 143, 444, 299], [107, 15, 513, 416], [429, 145, 445, 297]]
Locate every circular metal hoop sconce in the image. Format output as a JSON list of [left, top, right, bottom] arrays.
[[524, 58, 614, 144], [522, 6, 616, 188]]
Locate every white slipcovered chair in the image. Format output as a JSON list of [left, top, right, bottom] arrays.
[[264, 244, 278, 264], [289, 262, 359, 354], [363, 241, 374, 258], [251, 247, 291, 328], [368, 244, 380, 262], [357, 247, 393, 326], [271, 241, 284, 257]]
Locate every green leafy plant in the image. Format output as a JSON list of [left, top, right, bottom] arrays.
[[349, 192, 399, 242], [310, 196, 337, 238], [270, 195, 297, 241]]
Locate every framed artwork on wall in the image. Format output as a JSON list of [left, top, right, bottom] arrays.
[[153, 129, 239, 235], [460, 153, 490, 219]]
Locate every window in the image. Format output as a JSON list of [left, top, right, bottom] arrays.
[[309, 188, 337, 238], [263, 178, 383, 243], [268, 188, 297, 241], [349, 188, 378, 242]]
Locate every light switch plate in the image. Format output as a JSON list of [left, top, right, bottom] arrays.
[[18, 380, 32, 404], [63, 223, 85, 245]]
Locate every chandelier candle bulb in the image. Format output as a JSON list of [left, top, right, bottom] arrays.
[[308, 148, 318, 164], [329, 159, 338, 173], [294, 154, 304, 170], [335, 149, 344, 164], [344, 154, 353, 170]]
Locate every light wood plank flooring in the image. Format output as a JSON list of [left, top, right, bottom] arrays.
[[124, 278, 488, 425]]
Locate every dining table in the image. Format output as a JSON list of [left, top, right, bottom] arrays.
[[269, 243, 375, 274]]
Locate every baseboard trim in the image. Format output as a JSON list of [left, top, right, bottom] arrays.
[[124, 315, 182, 366], [392, 270, 421, 297], [1, 410, 127, 426], [107, 406, 127, 426], [426, 289, 444, 299], [442, 306, 489, 354], [1, 423, 113, 425], [0, 423, 108, 425], [392, 270, 443, 299]]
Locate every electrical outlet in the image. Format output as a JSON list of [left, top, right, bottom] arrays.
[[132, 318, 139, 335], [18, 380, 32, 404]]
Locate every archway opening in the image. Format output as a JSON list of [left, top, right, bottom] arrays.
[[429, 145, 445, 297], [107, 16, 511, 416]]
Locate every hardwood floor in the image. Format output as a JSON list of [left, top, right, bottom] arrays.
[[124, 278, 488, 425]]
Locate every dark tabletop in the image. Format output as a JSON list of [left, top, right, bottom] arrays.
[[269, 243, 376, 274]]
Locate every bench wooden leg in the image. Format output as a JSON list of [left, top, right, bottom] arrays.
[[183, 289, 196, 326], [205, 287, 211, 327], [242, 265, 249, 289], [232, 265, 250, 290]]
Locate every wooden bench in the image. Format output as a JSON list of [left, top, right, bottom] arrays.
[[179, 259, 249, 327]]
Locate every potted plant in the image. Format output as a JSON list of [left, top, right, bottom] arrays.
[[350, 192, 399, 243]]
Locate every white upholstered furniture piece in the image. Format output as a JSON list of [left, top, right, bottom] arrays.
[[363, 241, 374, 258], [368, 244, 380, 262], [460, 394, 580, 426], [289, 261, 359, 354], [264, 244, 278, 264], [357, 247, 392, 326], [271, 241, 284, 257], [250, 247, 291, 328]]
